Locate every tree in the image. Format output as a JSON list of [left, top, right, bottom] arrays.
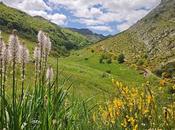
[[118, 53, 125, 64]]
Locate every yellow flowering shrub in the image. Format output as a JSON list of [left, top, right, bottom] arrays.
[[93, 79, 175, 129], [159, 79, 166, 86]]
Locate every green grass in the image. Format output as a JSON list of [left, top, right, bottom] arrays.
[[1, 28, 174, 130], [1, 31, 160, 106], [51, 49, 158, 103], [2, 31, 158, 104]]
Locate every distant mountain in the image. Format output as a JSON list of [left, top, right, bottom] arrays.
[[0, 2, 90, 56], [69, 28, 106, 43], [92, 0, 175, 71]]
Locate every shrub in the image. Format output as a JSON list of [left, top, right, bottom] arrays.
[[95, 80, 175, 129], [106, 70, 111, 74], [162, 72, 172, 79], [99, 57, 104, 64], [99, 54, 108, 64], [118, 53, 125, 64], [154, 68, 163, 77], [137, 59, 144, 66], [106, 58, 112, 64], [84, 58, 88, 60], [168, 86, 175, 94], [101, 72, 107, 78], [144, 54, 148, 59], [101, 53, 108, 60]]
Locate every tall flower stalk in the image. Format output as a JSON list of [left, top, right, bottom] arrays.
[[2, 45, 11, 97], [9, 29, 20, 128], [44, 34, 51, 71], [0, 35, 4, 95], [37, 31, 52, 84], [37, 31, 45, 83], [46, 66, 54, 117], [0, 31, 5, 128], [46, 66, 54, 87], [19, 43, 29, 101], [34, 46, 41, 87], [1, 45, 11, 128]]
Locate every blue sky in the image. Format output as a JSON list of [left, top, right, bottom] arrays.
[[0, 0, 161, 35]]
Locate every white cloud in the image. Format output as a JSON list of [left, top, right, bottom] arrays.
[[117, 23, 131, 32], [89, 25, 112, 32], [0, 0, 161, 33], [1, 0, 51, 11], [0, 0, 67, 26], [76, 18, 103, 26], [48, 0, 161, 32], [18, 0, 51, 11], [27, 11, 67, 25], [48, 14, 67, 25]]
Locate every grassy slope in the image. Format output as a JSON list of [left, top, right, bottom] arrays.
[[52, 48, 158, 103], [90, 0, 175, 71], [0, 3, 89, 55], [69, 28, 105, 43], [2, 32, 159, 104]]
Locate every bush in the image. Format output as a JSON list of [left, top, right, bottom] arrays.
[[101, 53, 108, 60], [84, 58, 88, 60], [118, 54, 125, 64], [154, 68, 163, 77], [101, 72, 107, 78], [106, 70, 111, 74], [99, 54, 108, 64], [106, 58, 112, 64], [137, 59, 144, 66], [99, 57, 104, 64], [95, 80, 175, 129], [162, 72, 172, 79]]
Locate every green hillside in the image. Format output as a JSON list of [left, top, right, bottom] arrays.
[[0, 2, 90, 56], [55, 48, 159, 101], [91, 0, 175, 76], [1, 31, 158, 104], [1, 0, 171, 100], [69, 28, 106, 43], [0, 3, 152, 102], [0, 0, 175, 129]]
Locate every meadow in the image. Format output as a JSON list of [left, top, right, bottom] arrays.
[[0, 30, 174, 130]]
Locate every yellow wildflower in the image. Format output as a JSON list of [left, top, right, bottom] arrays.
[[128, 116, 135, 126], [119, 82, 123, 88], [108, 105, 113, 118], [112, 78, 115, 84], [102, 111, 109, 122], [116, 81, 120, 87], [121, 118, 128, 128], [159, 79, 166, 86], [172, 85, 175, 90], [92, 113, 96, 122], [143, 109, 149, 115], [147, 95, 153, 104], [133, 124, 138, 130], [113, 99, 123, 109]]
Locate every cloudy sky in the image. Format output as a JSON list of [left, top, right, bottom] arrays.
[[0, 0, 161, 35]]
